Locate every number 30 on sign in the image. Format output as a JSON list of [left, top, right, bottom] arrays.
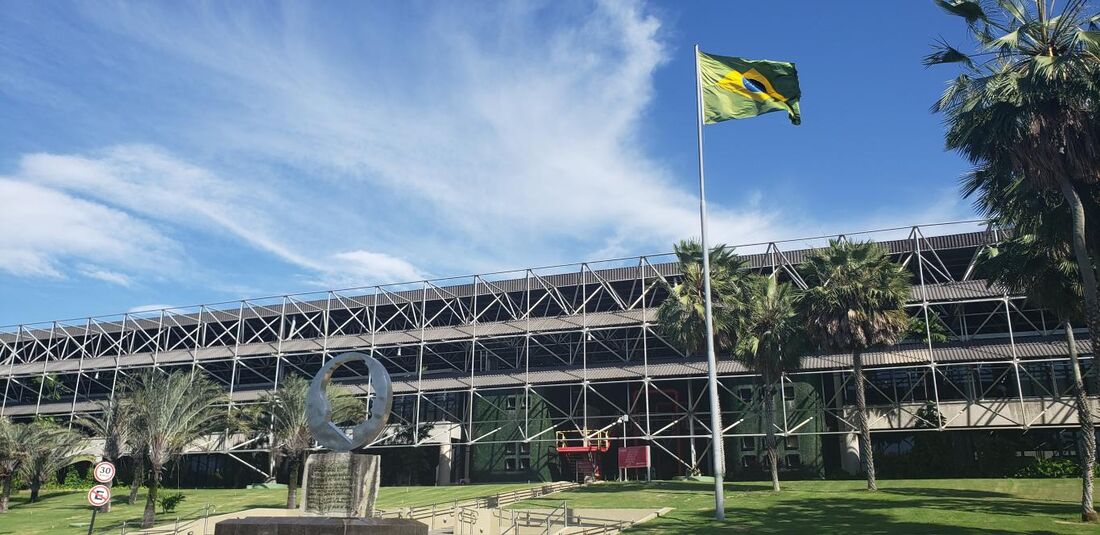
[[93, 461, 116, 483]]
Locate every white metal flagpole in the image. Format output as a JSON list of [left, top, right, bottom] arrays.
[[693, 43, 727, 521]]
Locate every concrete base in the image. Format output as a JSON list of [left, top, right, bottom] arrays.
[[214, 517, 427, 535]]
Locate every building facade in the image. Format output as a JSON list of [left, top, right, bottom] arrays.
[[1, 222, 1095, 484]]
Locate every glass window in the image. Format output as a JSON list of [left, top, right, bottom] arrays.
[[738, 387, 753, 403], [741, 455, 757, 469], [785, 435, 799, 450], [740, 437, 755, 452], [786, 454, 802, 468]]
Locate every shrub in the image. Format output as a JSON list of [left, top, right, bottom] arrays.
[[158, 492, 186, 513], [1014, 457, 1080, 478]]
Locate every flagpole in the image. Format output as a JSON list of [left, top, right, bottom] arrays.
[[694, 43, 726, 521]]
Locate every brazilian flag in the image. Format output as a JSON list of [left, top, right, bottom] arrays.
[[698, 50, 801, 125]]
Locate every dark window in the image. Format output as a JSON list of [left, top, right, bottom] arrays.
[[786, 454, 802, 468], [740, 437, 755, 452]]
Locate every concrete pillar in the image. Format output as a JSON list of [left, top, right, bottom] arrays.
[[437, 440, 453, 486], [841, 432, 861, 475], [834, 372, 860, 475]]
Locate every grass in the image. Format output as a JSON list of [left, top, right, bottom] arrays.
[[0, 482, 539, 534], [515, 479, 1099, 534], [3, 479, 1096, 534]]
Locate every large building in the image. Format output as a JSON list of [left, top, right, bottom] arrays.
[[1, 221, 1096, 485]]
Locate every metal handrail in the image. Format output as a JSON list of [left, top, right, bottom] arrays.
[[541, 500, 569, 535], [118, 504, 217, 535]]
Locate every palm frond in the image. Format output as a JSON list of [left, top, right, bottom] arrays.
[[925, 39, 975, 67], [934, 0, 989, 24]]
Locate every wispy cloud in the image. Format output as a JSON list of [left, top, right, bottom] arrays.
[[0, 177, 181, 279], [0, 0, 973, 302]]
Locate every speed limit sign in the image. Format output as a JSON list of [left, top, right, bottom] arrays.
[[93, 461, 116, 483], [87, 485, 111, 507]]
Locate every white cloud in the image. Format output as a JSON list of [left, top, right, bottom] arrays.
[[78, 266, 133, 287], [0, 178, 180, 279], [67, 1, 795, 270], [0, 0, 975, 300]]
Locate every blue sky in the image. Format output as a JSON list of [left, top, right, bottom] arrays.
[[0, 1, 976, 325]]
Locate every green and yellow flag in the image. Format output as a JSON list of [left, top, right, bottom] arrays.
[[698, 50, 801, 125]]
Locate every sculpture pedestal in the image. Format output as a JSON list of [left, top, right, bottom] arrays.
[[214, 517, 427, 535], [300, 452, 380, 517]]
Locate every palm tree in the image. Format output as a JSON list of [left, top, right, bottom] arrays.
[[0, 418, 29, 513], [657, 239, 750, 355], [77, 395, 133, 512], [19, 419, 87, 503], [126, 370, 224, 528], [801, 240, 911, 491], [657, 239, 751, 476], [732, 275, 806, 491], [928, 0, 1100, 417], [256, 374, 364, 508], [128, 446, 145, 506], [977, 234, 1097, 520]]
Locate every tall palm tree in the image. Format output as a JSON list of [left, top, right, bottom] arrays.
[[801, 240, 911, 491], [256, 374, 364, 509], [978, 234, 1097, 520], [657, 239, 750, 476], [77, 395, 133, 513], [126, 370, 224, 528], [19, 419, 87, 503], [928, 0, 1100, 406], [0, 418, 29, 513], [732, 275, 806, 492], [657, 239, 750, 356]]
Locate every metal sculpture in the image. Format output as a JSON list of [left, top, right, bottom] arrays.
[[306, 352, 393, 451]]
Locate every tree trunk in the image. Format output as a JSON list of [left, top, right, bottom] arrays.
[[129, 455, 143, 505], [142, 468, 159, 528], [853, 350, 877, 491], [287, 454, 301, 509], [1058, 177, 1100, 397], [0, 475, 10, 513], [29, 480, 40, 503], [1066, 322, 1099, 522], [764, 382, 780, 492]]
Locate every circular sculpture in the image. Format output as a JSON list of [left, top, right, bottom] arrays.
[[306, 352, 393, 452]]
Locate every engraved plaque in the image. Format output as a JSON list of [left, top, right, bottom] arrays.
[[301, 452, 381, 517]]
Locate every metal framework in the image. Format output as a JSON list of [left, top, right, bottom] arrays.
[[1, 220, 1095, 479]]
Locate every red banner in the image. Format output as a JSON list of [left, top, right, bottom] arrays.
[[617, 445, 650, 469]]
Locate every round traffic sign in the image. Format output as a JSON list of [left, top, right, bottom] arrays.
[[93, 461, 116, 483], [87, 484, 111, 507]]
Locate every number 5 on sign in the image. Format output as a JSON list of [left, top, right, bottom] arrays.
[[93, 461, 116, 483]]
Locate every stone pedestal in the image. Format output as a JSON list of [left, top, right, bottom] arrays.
[[300, 452, 380, 517], [214, 517, 427, 535]]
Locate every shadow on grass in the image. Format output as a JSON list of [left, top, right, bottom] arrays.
[[635, 498, 1041, 535], [553, 483, 1081, 534], [880, 487, 1014, 499]]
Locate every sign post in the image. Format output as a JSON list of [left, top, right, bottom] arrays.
[[87, 461, 115, 534]]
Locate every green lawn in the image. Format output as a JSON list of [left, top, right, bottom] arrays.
[[3, 479, 1095, 534], [0, 482, 538, 534], [516, 479, 1098, 534]]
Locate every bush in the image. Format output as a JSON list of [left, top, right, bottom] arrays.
[[46, 467, 94, 490], [158, 492, 186, 513], [1014, 457, 1080, 478]]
